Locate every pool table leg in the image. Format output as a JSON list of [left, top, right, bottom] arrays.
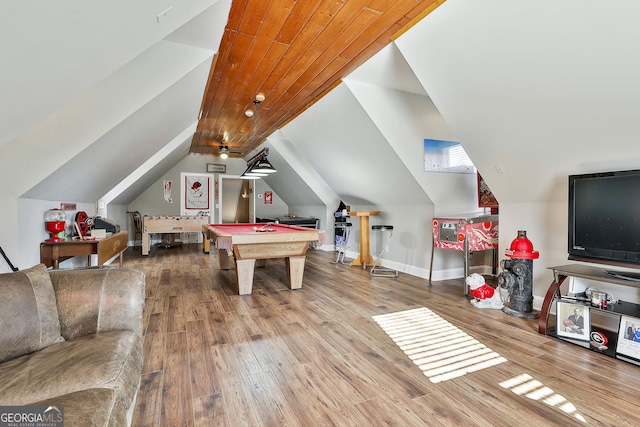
[[285, 256, 306, 290], [217, 249, 233, 270], [236, 259, 256, 295]]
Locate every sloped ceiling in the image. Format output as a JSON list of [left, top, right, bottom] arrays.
[[108, 139, 192, 206], [255, 145, 325, 207], [0, 0, 227, 149], [345, 43, 426, 96], [4, 1, 231, 205], [23, 60, 212, 202], [396, 0, 640, 204], [190, 0, 444, 157], [280, 82, 431, 206], [6, 0, 640, 230]]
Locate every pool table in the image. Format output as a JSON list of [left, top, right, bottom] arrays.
[[202, 223, 324, 295]]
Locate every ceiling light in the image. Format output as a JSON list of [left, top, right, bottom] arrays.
[[219, 146, 229, 159], [251, 157, 277, 173], [220, 152, 228, 160], [241, 162, 267, 179], [240, 96, 277, 179], [245, 109, 254, 117]]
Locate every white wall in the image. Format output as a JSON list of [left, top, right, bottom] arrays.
[[129, 156, 247, 215], [254, 179, 288, 219], [395, 0, 640, 306], [8, 0, 640, 313], [128, 154, 294, 225], [499, 201, 640, 308], [343, 80, 483, 217]]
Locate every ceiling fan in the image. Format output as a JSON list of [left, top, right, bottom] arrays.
[[217, 145, 243, 159]]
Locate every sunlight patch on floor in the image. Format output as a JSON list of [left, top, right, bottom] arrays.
[[499, 374, 586, 423], [373, 307, 587, 422], [372, 307, 506, 383]]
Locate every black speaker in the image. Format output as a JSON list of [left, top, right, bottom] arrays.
[[92, 217, 119, 234]]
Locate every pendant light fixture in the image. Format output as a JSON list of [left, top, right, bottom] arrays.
[[240, 163, 267, 179], [251, 156, 277, 173], [241, 93, 277, 178]]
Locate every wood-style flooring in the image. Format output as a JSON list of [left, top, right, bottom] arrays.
[[125, 243, 640, 426]]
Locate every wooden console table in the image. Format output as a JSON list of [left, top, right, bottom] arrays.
[[40, 231, 128, 269]]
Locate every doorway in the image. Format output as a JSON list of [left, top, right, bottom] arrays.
[[217, 175, 255, 223]]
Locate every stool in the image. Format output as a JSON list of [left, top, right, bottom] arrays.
[[370, 225, 398, 278], [331, 223, 352, 264]]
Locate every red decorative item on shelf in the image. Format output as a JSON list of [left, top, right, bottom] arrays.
[[75, 211, 91, 236], [44, 208, 67, 242]]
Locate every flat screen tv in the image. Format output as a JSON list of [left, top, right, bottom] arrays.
[[568, 169, 640, 280]]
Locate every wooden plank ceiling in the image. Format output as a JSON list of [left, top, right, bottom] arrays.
[[190, 0, 444, 158]]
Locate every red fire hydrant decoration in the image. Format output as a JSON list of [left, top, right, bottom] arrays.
[[505, 230, 539, 260], [498, 230, 539, 319]]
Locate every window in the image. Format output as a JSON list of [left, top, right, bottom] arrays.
[[424, 139, 476, 173]]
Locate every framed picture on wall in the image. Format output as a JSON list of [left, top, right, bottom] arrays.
[[184, 175, 210, 210], [477, 173, 498, 208], [556, 301, 590, 341], [206, 163, 226, 173]]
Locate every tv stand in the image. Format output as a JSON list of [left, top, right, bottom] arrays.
[[604, 269, 640, 283], [539, 264, 640, 365]]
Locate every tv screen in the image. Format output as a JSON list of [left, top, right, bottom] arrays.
[[568, 169, 640, 270]]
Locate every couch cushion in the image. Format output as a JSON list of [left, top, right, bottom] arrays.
[[50, 267, 146, 340], [0, 330, 143, 412], [33, 388, 127, 427], [0, 263, 64, 363]]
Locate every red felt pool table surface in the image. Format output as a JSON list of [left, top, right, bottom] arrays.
[[201, 223, 324, 295]]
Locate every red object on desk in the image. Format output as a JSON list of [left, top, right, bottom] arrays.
[[202, 223, 325, 295]]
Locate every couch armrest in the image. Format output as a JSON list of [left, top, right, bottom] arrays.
[[49, 268, 145, 341]]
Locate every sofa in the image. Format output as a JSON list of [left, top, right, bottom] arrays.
[[0, 263, 145, 426]]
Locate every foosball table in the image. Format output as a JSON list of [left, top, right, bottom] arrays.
[[142, 215, 210, 256]]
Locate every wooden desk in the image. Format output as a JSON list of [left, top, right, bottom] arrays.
[[40, 231, 128, 269], [348, 211, 379, 268], [142, 215, 210, 256]]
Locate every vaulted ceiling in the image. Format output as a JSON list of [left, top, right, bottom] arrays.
[[6, 0, 640, 277], [190, 0, 444, 157]]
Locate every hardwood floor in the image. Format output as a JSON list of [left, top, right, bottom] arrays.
[[126, 243, 640, 426]]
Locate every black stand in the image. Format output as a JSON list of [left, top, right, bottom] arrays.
[[0, 245, 18, 271], [539, 264, 640, 366]]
